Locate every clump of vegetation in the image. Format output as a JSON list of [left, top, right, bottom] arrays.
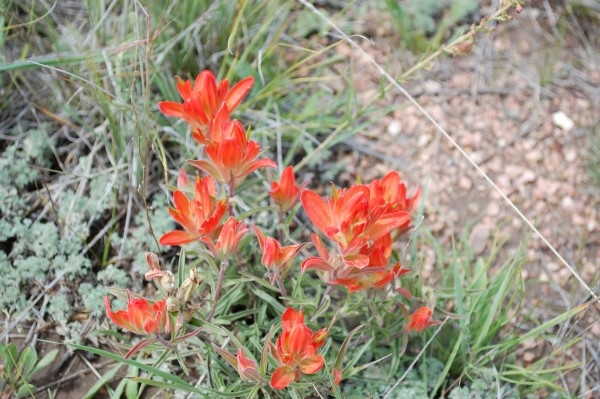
[[0, 341, 58, 398], [2, 0, 596, 397]]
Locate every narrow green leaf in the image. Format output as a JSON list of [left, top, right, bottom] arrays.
[[261, 325, 277, 376], [251, 287, 286, 313], [431, 331, 464, 398], [2, 342, 18, 376], [70, 343, 193, 390], [131, 377, 255, 396], [16, 383, 36, 398], [245, 383, 261, 399], [83, 363, 123, 399], [18, 346, 38, 379], [334, 325, 364, 370], [32, 348, 59, 376]]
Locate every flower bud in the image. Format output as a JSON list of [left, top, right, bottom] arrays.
[[176, 268, 201, 305]]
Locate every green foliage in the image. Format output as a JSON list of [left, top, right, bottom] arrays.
[[587, 126, 600, 187], [0, 342, 58, 398], [383, 0, 480, 53]]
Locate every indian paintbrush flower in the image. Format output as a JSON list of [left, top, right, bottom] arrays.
[[301, 184, 410, 259], [188, 116, 276, 185], [270, 308, 325, 390], [236, 348, 262, 382], [158, 70, 254, 145], [105, 292, 170, 335], [159, 175, 227, 246], [252, 226, 305, 282], [201, 216, 248, 259], [405, 306, 441, 333], [269, 166, 305, 212]]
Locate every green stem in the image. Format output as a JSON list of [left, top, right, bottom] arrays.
[[277, 207, 285, 243], [208, 260, 228, 321], [273, 271, 289, 306], [227, 177, 236, 217]]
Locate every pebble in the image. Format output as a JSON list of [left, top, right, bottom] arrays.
[[418, 134, 431, 147], [459, 177, 472, 190], [470, 223, 491, 254], [552, 111, 575, 132], [487, 202, 500, 216], [520, 170, 536, 184], [470, 151, 484, 164], [525, 149, 543, 163], [565, 148, 577, 163], [423, 80, 442, 93], [560, 196, 575, 210], [558, 268, 572, 281], [387, 120, 402, 136], [522, 351, 536, 363], [547, 262, 560, 272]]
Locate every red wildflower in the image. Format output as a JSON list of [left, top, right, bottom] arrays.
[[158, 70, 254, 145], [301, 184, 410, 258], [252, 226, 305, 281], [270, 166, 305, 212], [405, 307, 441, 333], [188, 115, 276, 185], [176, 168, 191, 191], [159, 176, 227, 246], [368, 171, 420, 232], [368, 171, 421, 213], [236, 348, 261, 382], [270, 308, 325, 390], [329, 234, 409, 292], [301, 233, 339, 274], [201, 216, 248, 259], [332, 368, 342, 386], [105, 293, 170, 335]]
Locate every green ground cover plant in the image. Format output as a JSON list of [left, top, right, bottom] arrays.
[[1, 0, 597, 398]]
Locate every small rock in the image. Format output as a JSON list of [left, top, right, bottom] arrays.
[[448, 210, 459, 223], [387, 120, 402, 136], [505, 164, 522, 180], [467, 203, 479, 214], [522, 139, 536, 151], [487, 202, 500, 216], [565, 148, 577, 163], [458, 177, 472, 190], [547, 262, 560, 272], [560, 196, 574, 210], [522, 351, 536, 363], [418, 134, 431, 147], [520, 170, 536, 184], [470, 151, 484, 164], [497, 175, 512, 191], [525, 149, 543, 163], [552, 111, 575, 132], [423, 80, 442, 93], [469, 223, 491, 254]]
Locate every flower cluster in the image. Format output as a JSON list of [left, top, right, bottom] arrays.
[[102, 69, 441, 391], [270, 308, 327, 389], [301, 172, 420, 292]]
